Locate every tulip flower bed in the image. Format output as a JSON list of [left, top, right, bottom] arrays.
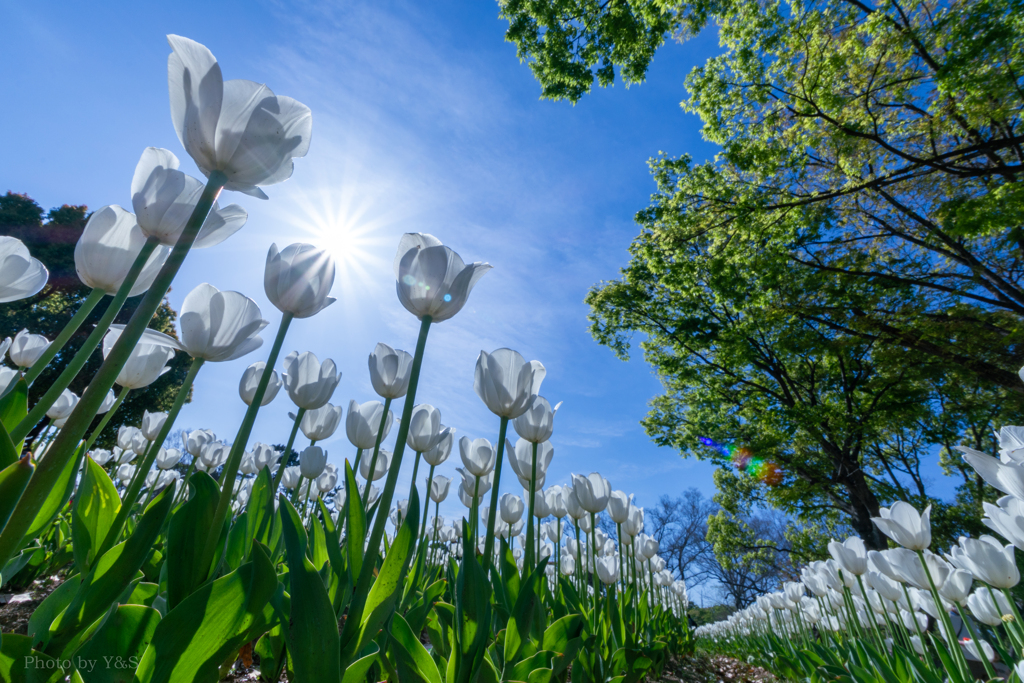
[[693, 434, 1024, 683], [0, 35, 692, 682]]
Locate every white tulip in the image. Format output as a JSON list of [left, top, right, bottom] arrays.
[[513, 395, 561, 443], [45, 389, 78, 420], [368, 342, 413, 399], [9, 330, 50, 369], [474, 348, 546, 419], [264, 243, 336, 318], [459, 436, 498, 477], [393, 233, 491, 323], [299, 446, 327, 479], [179, 283, 266, 362], [167, 35, 312, 198], [74, 206, 169, 295], [360, 449, 392, 482], [141, 410, 168, 441], [282, 351, 340, 410], [238, 362, 282, 406], [0, 236, 47, 303]]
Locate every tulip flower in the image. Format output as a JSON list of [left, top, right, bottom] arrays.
[[317, 466, 339, 493], [346, 400, 394, 450], [0, 236, 48, 303], [282, 351, 340, 410], [265, 243, 336, 319], [571, 473, 611, 514], [948, 535, 1020, 588], [74, 206, 170, 296], [565, 486, 586, 521], [547, 486, 568, 519], [531, 489, 552, 518], [890, 548, 951, 591], [238, 362, 282, 406], [97, 390, 117, 414], [45, 389, 78, 421], [827, 537, 868, 576], [960, 638, 995, 663], [281, 467, 302, 490], [561, 553, 576, 576], [509, 439, 554, 483], [513, 396, 561, 443], [116, 464, 136, 484], [981, 496, 1024, 550], [967, 587, 1013, 625], [186, 429, 216, 457], [358, 482, 381, 507], [141, 410, 168, 441], [406, 404, 448, 453], [101, 328, 178, 390], [251, 443, 280, 471], [423, 429, 454, 467], [9, 330, 50, 369], [872, 502, 931, 551], [393, 233, 492, 323], [299, 403, 343, 441], [596, 556, 619, 585], [118, 426, 142, 453], [131, 147, 247, 247], [474, 349, 546, 419], [459, 437, 498, 476], [499, 493, 525, 525], [89, 449, 114, 467], [360, 448, 392, 482], [167, 35, 312, 198], [939, 568, 973, 605], [429, 476, 451, 503], [607, 490, 631, 525], [178, 283, 267, 362], [240, 453, 257, 475], [0, 367, 16, 396], [958, 445, 1024, 500], [368, 342, 413, 399], [201, 442, 230, 470], [155, 448, 183, 470], [299, 446, 327, 479]]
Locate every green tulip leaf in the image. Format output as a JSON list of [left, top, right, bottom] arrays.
[[391, 613, 443, 683], [165, 472, 219, 609], [74, 604, 160, 683], [344, 461, 364, 581], [280, 496, 341, 682], [0, 378, 28, 466], [0, 455, 34, 535], [133, 542, 278, 683], [26, 443, 85, 539], [72, 457, 121, 571], [340, 643, 379, 683], [0, 634, 64, 683]]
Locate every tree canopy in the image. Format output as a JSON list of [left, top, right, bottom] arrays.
[[500, 0, 1024, 545], [0, 191, 192, 448]]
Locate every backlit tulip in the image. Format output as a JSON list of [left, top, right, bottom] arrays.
[[530, 489, 551, 518], [281, 467, 302, 490], [564, 486, 586, 521], [571, 473, 611, 514], [89, 449, 114, 466], [509, 438, 554, 485], [561, 553, 576, 576], [393, 233, 491, 322], [240, 452, 257, 475], [939, 568, 973, 605], [967, 587, 1012, 626], [45, 389, 78, 421], [406, 404, 446, 453], [299, 403, 342, 441], [513, 396, 561, 443], [179, 283, 266, 362], [596, 556, 619, 585], [167, 35, 312, 197], [141, 410, 168, 441], [368, 342, 413, 399], [252, 442, 280, 470], [265, 244, 336, 318], [317, 466, 338, 493], [499, 493, 525, 524], [0, 236, 47, 303], [459, 436, 497, 477], [299, 446, 327, 479], [116, 464, 136, 484], [118, 426, 142, 452], [238, 362, 282, 406], [360, 448, 392, 482], [423, 429, 454, 467], [186, 428, 216, 457], [624, 504, 644, 537], [961, 638, 995, 663], [892, 548, 951, 591], [131, 147, 247, 247], [958, 445, 1024, 500], [0, 367, 16, 395], [546, 486, 568, 519], [474, 348, 546, 419], [97, 390, 117, 414], [9, 330, 50, 369], [828, 537, 868, 576], [607, 490, 631, 525], [131, 430, 149, 455], [948, 535, 1020, 588], [156, 448, 183, 469], [282, 351, 340, 410], [346, 400, 393, 450], [430, 476, 451, 503], [115, 447, 136, 465], [871, 502, 931, 550], [74, 206, 169, 295], [982, 496, 1024, 550], [102, 328, 178, 390]]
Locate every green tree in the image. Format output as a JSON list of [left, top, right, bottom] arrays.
[[500, 0, 1024, 390], [0, 192, 192, 448]]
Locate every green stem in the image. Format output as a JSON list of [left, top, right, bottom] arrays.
[[482, 416, 510, 569], [97, 357, 204, 559], [917, 549, 970, 676], [420, 463, 435, 546], [24, 287, 106, 387], [525, 441, 537, 571], [345, 316, 432, 652], [351, 447, 363, 476], [198, 311, 293, 582], [272, 408, 305, 492], [360, 397, 392, 511], [12, 244, 158, 444], [954, 601, 997, 679], [406, 451, 422, 510], [0, 173, 224, 569]]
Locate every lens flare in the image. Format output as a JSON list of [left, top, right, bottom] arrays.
[[697, 437, 783, 486]]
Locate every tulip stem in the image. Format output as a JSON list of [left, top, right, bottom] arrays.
[[953, 602, 997, 679], [199, 310, 293, 583], [351, 447, 363, 475], [916, 549, 971, 677], [420, 463, 435, 547], [360, 397, 392, 513], [97, 356, 203, 559], [24, 287, 106, 388], [344, 315, 432, 670], [525, 442, 537, 571], [272, 408, 306, 493], [482, 416, 510, 570], [0, 173, 224, 570], [11, 243, 158, 444]]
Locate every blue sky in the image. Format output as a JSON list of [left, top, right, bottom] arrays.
[[0, 0, 959, 541]]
